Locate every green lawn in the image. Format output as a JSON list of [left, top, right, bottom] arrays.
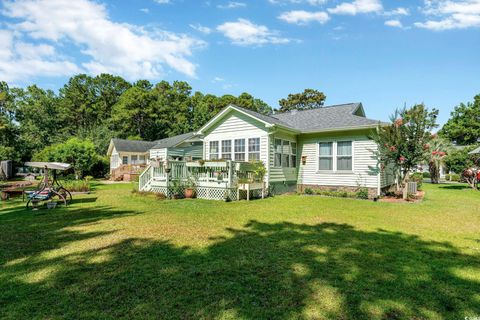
[[1, 183, 479, 320]]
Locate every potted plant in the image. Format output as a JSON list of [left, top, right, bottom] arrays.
[[184, 176, 197, 199], [171, 179, 184, 199]]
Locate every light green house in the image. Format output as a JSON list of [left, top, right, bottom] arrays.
[[111, 103, 394, 198], [196, 103, 394, 197]]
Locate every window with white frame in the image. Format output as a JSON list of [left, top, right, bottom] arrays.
[[337, 141, 353, 171], [139, 155, 146, 164], [209, 141, 219, 159], [131, 155, 138, 164], [221, 140, 232, 160], [248, 138, 260, 161], [291, 142, 297, 168], [282, 140, 291, 168], [273, 139, 297, 168], [234, 139, 245, 161], [274, 139, 282, 167], [122, 156, 128, 165], [318, 142, 333, 171]]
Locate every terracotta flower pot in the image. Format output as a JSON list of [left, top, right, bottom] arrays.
[[184, 188, 195, 199]]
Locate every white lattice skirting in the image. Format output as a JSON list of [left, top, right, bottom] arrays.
[[146, 186, 266, 201]]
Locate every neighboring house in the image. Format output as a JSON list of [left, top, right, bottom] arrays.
[[197, 103, 392, 197], [107, 133, 202, 180]]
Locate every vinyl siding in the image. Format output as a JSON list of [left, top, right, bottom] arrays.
[[298, 134, 379, 188], [150, 148, 167, 160], [203, 111, 269, 166]]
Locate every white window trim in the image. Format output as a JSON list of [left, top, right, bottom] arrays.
[[273, 138, 297, 168], [248, 137, 261, 161], [317, 140, 355, 173], [221, 140, 232, 160], [209, 141, 219, 160]]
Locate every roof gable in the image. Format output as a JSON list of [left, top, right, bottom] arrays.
[[196, 104, 298, 135], [196, 103, 383, 135]]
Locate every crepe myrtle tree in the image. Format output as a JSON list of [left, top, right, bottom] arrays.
[[372, 104, 439, 192]]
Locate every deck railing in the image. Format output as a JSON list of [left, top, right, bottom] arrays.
[[139, 160, 262, 191]]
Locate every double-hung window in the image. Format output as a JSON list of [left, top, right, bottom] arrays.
[[291, 142, 297, 168], [248, 138, 260, 161], [318, 142, 333, 171], [131, 155, 138, 164], [209, 141, 219, 160], [234, 139, 245, 161], [337, 141, 353, 171], [282, 141, 291, 168], [274, 139, 282, 167], [221, 140, 232, 160], [122, 156, 128, 165]]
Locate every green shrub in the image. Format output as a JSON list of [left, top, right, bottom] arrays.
[[445, 173, 460, 182], [61, 178, 90, 192], [410, 172, 423, 190], [304, 188, 314, 195], [422, 172, 431, 178], [356, 188, 369, 199]]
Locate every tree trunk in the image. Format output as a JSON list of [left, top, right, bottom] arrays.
[[429, 161, 439, 184]]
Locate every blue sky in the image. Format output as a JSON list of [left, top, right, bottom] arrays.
[[1, 0, 479, 125]]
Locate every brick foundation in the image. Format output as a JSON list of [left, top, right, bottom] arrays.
[[297, 184, 378, 199]]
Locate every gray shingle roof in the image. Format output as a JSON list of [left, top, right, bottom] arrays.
[[271, 103, 381, 132], [233, 106, 297, 130], [152, 132, 196, 149], [233, 103, 383, 133], [112, 132, 195, 153], [111, 139, 158, 153]]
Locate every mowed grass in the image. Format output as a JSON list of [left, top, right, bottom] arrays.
[[0, 183, 479, 320]]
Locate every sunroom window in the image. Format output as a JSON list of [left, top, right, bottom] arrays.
[[274, 139, 282, 167], [234, 139, 245, 161], [221, 140, 232, 160], [209, 141, 219, 160], [248, 138, 260, 161]]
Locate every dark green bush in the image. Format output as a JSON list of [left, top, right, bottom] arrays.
[[304, 188, 314, 195], [356, 188, 369, 199], [422, 172, 431, 178]]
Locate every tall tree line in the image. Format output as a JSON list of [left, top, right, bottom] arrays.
[[0, 74, 273, 163]]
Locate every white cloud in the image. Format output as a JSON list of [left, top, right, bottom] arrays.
[[189, 23, 212, 34], [216, 18, 290, 46], [1, 0, 205, 81], [212, 76, 225, 82], [384, 7, 409, 16], [278, 10, 330, 24], [384, 19, 403, 27], [328, 0, 383, 15], [140, 8, 150, 13], [217, 2, 246, 9], [0, 29, 81, 82], [414, 0, 480, 30], [268, 0, 327, 5], [154, 0, 170, 4]]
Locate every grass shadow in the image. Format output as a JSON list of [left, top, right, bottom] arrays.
[[1, 218, 479, 319]]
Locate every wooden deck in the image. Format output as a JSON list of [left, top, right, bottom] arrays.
[[139, 160, 265, 201]]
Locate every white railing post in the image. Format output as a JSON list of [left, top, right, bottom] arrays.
[[228, 161, 233, 188]]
